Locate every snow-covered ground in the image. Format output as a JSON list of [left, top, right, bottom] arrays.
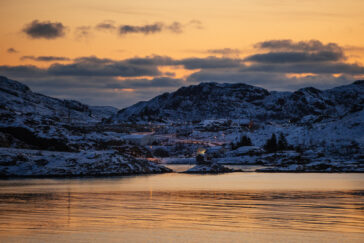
[[0, 148, 171, 177], [1, 76, 363, 175]]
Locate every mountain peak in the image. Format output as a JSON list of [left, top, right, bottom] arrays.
[[0, 76, 118, 125], [112, 81, 363, 123], [0, 76, 30, 93], [353, 80, 364, 85]]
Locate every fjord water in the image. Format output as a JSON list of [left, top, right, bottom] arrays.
[[0, 172, 363, 242]]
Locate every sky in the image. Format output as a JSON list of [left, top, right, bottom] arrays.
[[1, 0, 364, 108]]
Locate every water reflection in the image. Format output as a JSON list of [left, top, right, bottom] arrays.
[[0, 173, 363, 242]]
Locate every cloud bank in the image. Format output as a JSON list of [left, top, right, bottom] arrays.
[[119, 21, 202, 36], [21, 56, 71, 62], [23, 20, 66, 39], [2, 39, 363, 108]]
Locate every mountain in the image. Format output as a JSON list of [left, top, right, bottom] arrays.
[[112, 81, 364, 124], [0, 76, 362, 174], [0, 76, 118, 128], [0, 76, 123, 152], [110, 80, 364, 172], [0, 76, 171, 177]]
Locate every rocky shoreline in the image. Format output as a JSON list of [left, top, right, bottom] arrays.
[[0, 148, 172, 177]]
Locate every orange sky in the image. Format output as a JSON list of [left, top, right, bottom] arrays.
[[1, 0, 364, 107], [1, 0, 364, 65]]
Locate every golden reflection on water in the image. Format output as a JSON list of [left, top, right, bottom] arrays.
[[0, 173, 363, 241]]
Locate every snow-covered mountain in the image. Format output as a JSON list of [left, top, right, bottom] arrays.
[[113, 80, 364, 124], [0, 75, 362, 174], [0, 76, 117, 128], [0, 76, 172, 177]]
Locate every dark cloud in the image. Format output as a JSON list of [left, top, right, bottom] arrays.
[[0, 65, 45, 77], [245, 51, 344, 63], [244, 62, 364, 74], [124, 55, 242, 69], [178, 57, 242, 69], [21, 56, 71, 62], [47, 56, 161, 77], [236, 39, 364, 75], [73, 56, 112, 64], [95, 20, 116, 31], [118, 20, 202, 36], [187, 70, 356, 91], [256, 39, 343, 53], [22, 20, 66, 39], [119, 22, 164, 35], [125, 55, 175, 66], [2, 38, 364, 108], [0, 56, 161, 78], [7, 48, 18, 54], [187, 69, 284, 84], [122, 55, 242, 70], [6, 69, 355, 108], [106, 77, 184, 89], [249, 39, 345, 64], [187, 39, 364, 89]]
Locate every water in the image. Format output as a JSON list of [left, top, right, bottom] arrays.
[[0, 172, 363, 242], [166, 164, 266, 172]]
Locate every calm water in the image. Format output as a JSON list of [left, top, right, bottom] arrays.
[[0, 172, 363, 242]]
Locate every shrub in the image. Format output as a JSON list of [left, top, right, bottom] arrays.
[[264, 133, 291, 152], [277, 133, 288, 150], [231, 135, 252, 149], [264, 133, 277, 153], [196, 154, 205, 164], [153, 148, 169, 158]]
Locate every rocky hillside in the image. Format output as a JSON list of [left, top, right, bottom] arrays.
[[0, 76, 173, 177], [0, 148, 171, 177], [0, 76, 117, 128], [113, 81, 364, 124]]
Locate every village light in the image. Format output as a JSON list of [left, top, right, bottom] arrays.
[[197, 147, 206, 155]]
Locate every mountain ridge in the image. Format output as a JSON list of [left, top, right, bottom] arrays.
[[0, 75, 118, 128], [0, 75, 363, 174], [112, 80, 363, 123]]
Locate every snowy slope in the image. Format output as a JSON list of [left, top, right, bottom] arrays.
[[112, 81, 364, 123], [0, 76, 363, 174], [0, 76, 117, 128], [111, 80, 364, 169], [0, 148, 171, 177], [0, 76, 173, 177]]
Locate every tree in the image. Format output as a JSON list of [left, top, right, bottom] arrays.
[[231, 134, 252, 149], [241, 135, 252, 146], [153, 148, 169, 158], [277, 133, 288, 151], [264, 133, 277, 153], [264, 133, 291, 152], [196, 154, 206, 164]]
